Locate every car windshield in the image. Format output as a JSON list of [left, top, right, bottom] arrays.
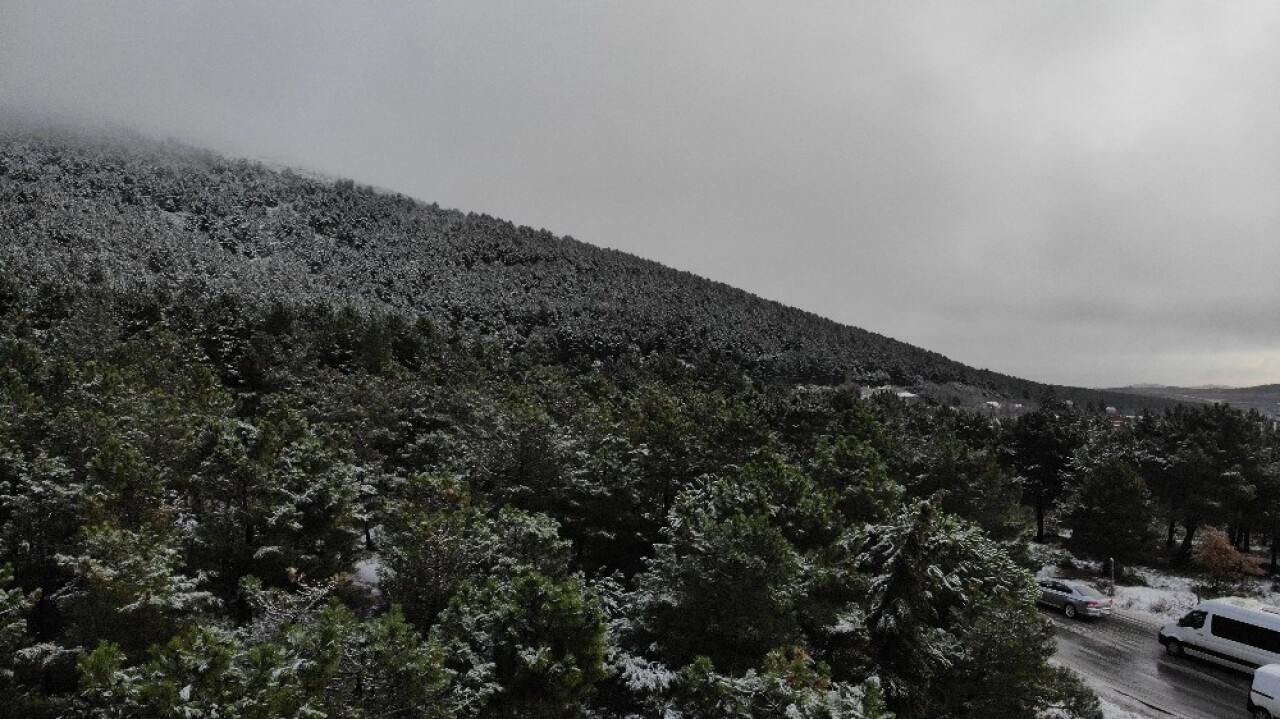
[[1178, 610, 1206, 629], [1071, 583, 1104, 597]]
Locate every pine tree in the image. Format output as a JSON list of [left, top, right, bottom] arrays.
[[627, 476, 804, 674], [54, 524, 217, 655], [1066, 457, 1157, 571], [0, 564, 42, 714], [857, 497, 1075, 719], [1002, 400, 1085, 543], [434, 570, 608, 719], [860, 500, 949, 719]]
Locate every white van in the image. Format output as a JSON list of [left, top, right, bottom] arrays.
[[1158, 597, 1280, 671], [1250, 664, 1280, 719]]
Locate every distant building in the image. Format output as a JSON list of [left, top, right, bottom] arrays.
[[859, 385, 893, 399], [859, 386, 922, 404], [1106, 408, 1134, 428]]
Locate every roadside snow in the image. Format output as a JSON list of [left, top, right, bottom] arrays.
[[1110, 570, 1199, 624], [1034, 544, 1280, 626]]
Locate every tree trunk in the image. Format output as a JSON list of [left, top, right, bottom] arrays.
[[1271, 532, 1278, 576], [1035, 498, 1046, 544], [1166, 515, 1177, 550], [1173, 520, 1198, 566]]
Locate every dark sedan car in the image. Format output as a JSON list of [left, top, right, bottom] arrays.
[[1037, 578, 1114, 619]]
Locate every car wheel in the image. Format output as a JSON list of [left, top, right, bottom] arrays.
[[1166, 640, 1184, 657], [1253, 708, 1271, 719], [1063, 603, 1077, 619]]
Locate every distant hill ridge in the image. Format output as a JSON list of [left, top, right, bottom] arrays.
[[0, 124, 1171, 411], [1108, 384, 1280, 418]]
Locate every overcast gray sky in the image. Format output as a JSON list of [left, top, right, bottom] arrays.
[[4, 1, 1279, 388]]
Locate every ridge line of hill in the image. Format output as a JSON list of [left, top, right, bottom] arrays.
[[0, 123, 1179, 413]]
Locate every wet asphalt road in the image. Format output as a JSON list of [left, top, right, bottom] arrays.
[[1047, 607, 1252, 718]]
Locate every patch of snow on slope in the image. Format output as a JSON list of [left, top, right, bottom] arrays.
[[353, 555, 382, 588], [1099, 697, 1150, 719]]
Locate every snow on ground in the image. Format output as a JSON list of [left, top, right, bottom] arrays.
[[1033, 543, 1280, 629], [1098, 697, 1147, 719], [353, 554, 382, 588], [1110, 569, 1200, 624]]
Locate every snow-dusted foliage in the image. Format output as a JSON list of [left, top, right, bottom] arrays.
[[54, 524, 218, 653], [854, 499, 1100, 719], [0, 123, 1170, 407], [0, 138, 1235, 716]]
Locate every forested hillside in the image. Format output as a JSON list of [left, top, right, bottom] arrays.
[[1, 267, 1276, 717], [0, 125, 1164, 411], [7, 124, 1274, 719], [0, 276, 1116, 718]]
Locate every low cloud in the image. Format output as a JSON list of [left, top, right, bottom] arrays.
[[3, 1, 1277, 387]]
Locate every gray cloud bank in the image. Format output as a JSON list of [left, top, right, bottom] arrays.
[[4, 1, 1278, 387]]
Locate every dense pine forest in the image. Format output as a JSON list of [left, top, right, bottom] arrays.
[[1, 126, 1277, 718]]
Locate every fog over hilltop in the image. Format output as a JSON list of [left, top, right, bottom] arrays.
[[3, 2, 1279, 387], [2, 122, 1180, 413]]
